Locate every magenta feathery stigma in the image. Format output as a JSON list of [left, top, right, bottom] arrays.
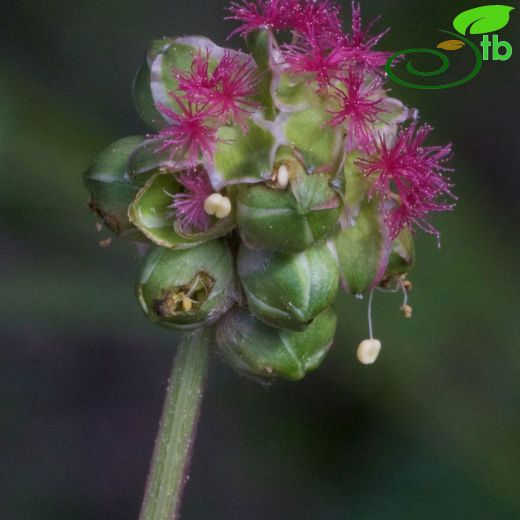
[[169, 167, 215, 233], [357, 124, 455, 242]]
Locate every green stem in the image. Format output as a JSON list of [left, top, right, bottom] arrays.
[[139, 328, 211, 520]]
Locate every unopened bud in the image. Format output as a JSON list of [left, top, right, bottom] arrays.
[[237, 242, 339, 331], [84, 136, 146, 239], [217, 308, 337, 381], [238, 147, 341, 253], [357, 339, 382, 365], [136, 240, 236, 331]]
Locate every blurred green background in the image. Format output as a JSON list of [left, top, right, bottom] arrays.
[[1, 1, 519, 518]]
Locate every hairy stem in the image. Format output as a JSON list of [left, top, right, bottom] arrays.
[[139, 329, 211, 520]]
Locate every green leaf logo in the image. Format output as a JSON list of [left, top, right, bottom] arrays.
[[453, 5, 514, 35]]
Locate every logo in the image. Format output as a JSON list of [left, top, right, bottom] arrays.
[[386, 5, 514, 89]]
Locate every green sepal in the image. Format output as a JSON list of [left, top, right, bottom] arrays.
[[333, 198, 390, 295], [127, 137, 190, 180], [217, 307, 337, 381], [84, 136, 147, 240], [281, 105, 343, 173], [136, 241, 237, 331], [272, 71, 317, 112], [343, 152, 371, 211], [384, 229, 415, 279], [133, 38, 176, 130], [128, 172, 236, 249], [238, 241, 339, 331], [237, 147, 341, 252], [205, 116, 276, 189]]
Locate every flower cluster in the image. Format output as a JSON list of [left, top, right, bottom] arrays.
[[85, 0, 456, 374], [155, 48, 260, 167], [226, 0, 453, 239]]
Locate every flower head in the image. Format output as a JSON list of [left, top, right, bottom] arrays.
[[357, 124, 455, 241], [169, 167, 215, 233], [328, 73, 386, 153], [156, 94, 219, 166], [177, 50, 260, 130]]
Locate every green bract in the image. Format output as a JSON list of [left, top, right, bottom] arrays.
[[281, 105, 343, 173], [272, 71, 317, 112], [237, 147, 341, 252], [127, 137, 188, 179], [133, 38, 176, 131], [333, 198, 389, 295], [238, 242, 339, 331], [136, 241, 237, 331], [204, 117, 276, 189], [129, 173, 236, 249], [246, 29, 276, 119], [84, 136, 147, 240], [216, 307, 337, 381]]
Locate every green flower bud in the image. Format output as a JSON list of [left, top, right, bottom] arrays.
[[333, 198, 389, 295], [136, 240, 236, 331], [384, 229, 415, 280], [238, 241, 339, 331], [83, 136, 146, 239], [237, 147, 341, 252], [217, 307, 337, 381]]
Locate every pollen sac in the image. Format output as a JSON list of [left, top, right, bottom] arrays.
[[128, 171, 237, 250], [216, 307, 337, 381], [136, 240, 236, 331], [84, 136, 149, 240], [237, 148, 342, 253], [333, 198, 389, 295], [237, 242, 339, 331]]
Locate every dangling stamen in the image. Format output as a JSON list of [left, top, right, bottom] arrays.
[[367, 288, 375, 339], [399, 277, 413, 318], [357, 289, 382, 365]]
